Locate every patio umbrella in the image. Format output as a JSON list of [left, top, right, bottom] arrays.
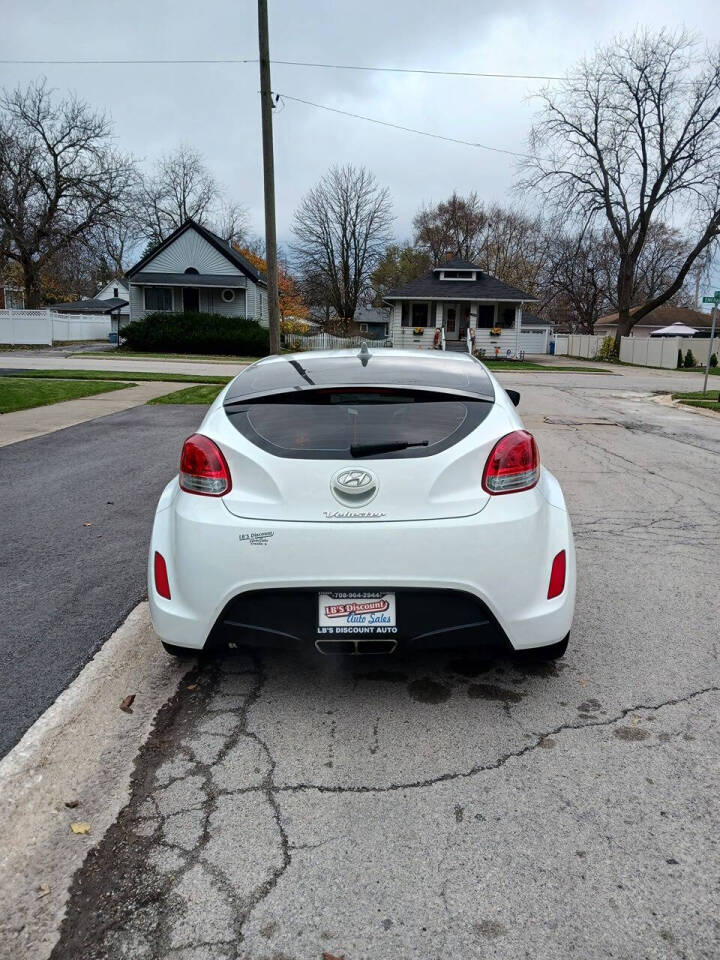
[[650, 322, 698, 337]]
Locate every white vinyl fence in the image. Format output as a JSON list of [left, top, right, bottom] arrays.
[[282, 331, 390, 351], [554, 332, 720, 369], [0, 309, 111, 345]]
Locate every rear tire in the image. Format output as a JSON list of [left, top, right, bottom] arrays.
[[518, 633, 569, 661], [161, 640, 205, 660]]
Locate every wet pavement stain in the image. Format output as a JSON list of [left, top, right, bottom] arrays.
[[578, 699, 603, 714], [454, 804, 465, 823], [445, 657, 494, 677], [407, 677, 452, 704], [614, 726, 650, 742], [473, 919, 508, 939], [467, 683, 525, 704]]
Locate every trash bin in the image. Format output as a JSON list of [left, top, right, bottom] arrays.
[[548, 340, 555, 355]]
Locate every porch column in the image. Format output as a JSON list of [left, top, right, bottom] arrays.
[[435, 302, 443, 327], [515, 304, 523, 355]]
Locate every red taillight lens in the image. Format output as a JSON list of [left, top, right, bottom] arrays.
[[482, 430, 540, 494], [154, 551, 171, 599], [180, 434, 232, 496], [547, 550, 566, 599]]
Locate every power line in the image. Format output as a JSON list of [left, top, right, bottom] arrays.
[[0, 56, 564, 81], [275, 92, 535, 159]]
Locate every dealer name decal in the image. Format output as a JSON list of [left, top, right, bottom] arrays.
[[239, 531, 275, 547]]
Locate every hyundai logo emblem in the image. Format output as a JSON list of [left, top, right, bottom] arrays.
[[331, 468, 378, 506]]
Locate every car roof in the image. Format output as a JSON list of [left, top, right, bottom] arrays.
[[224, 347, 495, 404]]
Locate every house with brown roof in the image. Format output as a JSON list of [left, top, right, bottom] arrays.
[[596, 305, 715, 338]]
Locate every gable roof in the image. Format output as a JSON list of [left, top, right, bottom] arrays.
[[384, 265, 535, 303], [596, 305, 714, 328], [125, 219, 267, 287]]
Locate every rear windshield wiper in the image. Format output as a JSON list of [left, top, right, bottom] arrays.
[[350, 440, 429, 457]]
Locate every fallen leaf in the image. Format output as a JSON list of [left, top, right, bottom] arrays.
[[119, 694, 135, 714], [82, 522, 92, 527], [64, 800, 79, 809], [322, 954, 345, 960], [578, 677, 587, 687], [70, 822, 91, 835], [37, 884, 51, 899], [186, 684, 197, 691]]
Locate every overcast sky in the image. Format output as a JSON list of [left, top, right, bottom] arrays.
[[3, 0, 720, 284]]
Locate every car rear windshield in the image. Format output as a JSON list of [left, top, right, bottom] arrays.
[[224, 388, 493, 460], [223, 353, 495, 403]]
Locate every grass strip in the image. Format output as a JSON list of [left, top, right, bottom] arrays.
[[671, 390, 720, 412], [148, 384, 226, 405], [0, 376, 130, 414]]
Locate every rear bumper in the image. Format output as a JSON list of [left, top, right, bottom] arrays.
[[148, 477, 576, 654]]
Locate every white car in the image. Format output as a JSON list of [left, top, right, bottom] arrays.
[[149, 347, 575, 660]]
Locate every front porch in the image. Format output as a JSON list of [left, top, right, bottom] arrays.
[[388, 299, 524, 355], [128, 274, 252, 322]]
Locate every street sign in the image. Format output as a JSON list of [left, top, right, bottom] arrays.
[[701, 294, 720, 303]]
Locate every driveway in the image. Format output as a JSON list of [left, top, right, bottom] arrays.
[[45, 371, 720, 960], [0, 404, 203, 756]]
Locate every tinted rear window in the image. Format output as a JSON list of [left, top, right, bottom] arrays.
[[224, 353, 494, 403], [224, 388, 493, 460]]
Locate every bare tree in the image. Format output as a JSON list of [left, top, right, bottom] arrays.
[[541, 227, 611, 332], [370, 242, 432, 305], [520, 29, 720, 343], [213, 200, 249, 246], [478, 205, 551, 293], [291, 164, 393, 321], [0, 80, 136, 307], [413, 191, 487, 262]]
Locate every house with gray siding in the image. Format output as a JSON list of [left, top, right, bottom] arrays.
[[125, 219, 268, 325], [384, 257, 549, 355]]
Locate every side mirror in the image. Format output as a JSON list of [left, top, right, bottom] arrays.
[[506, 389, 521, 407]]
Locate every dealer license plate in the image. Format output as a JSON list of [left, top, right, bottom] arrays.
[[317, 592, 397, 636]]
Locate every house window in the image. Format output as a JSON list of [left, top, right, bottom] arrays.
[[221, 289, 235, 303], [442, 270, 475, 280], [412, 303, 430, 327], [476, 305, 496, 328], [401, 303, 410, 327], [500, 306, 516, 328], [359, 323, 368, 332], [144, 287, 172, 311], [113, 287, 118, 298], [184, 267, 199, 275]]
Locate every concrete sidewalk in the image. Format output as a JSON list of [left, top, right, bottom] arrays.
[[0, 354, 249, 378], [0, 380, 197, 447]]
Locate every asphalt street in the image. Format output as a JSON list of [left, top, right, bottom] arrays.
[[44, 370, 720, 960], [0, 404, 203, 756]]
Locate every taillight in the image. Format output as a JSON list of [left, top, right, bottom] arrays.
[[547, 550, 566, 599], [154, 551, 171, 599], [180, 434, 232, 496], [482, 430, 540, 494]]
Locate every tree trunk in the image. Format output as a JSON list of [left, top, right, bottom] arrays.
[[614, 308, 634, 350], [21, 260, 42, 308]]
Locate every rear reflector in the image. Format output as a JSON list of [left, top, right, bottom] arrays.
[[154, 551, 171, 599], [547, 550, 566, 599], [482, 430, 540, 494], [180, 434, 232, 496]]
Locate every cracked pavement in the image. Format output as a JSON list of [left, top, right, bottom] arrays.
[[49, 372, 720, 960]]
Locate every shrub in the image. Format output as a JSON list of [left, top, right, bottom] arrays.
[[677, 348, 683, 369], [711, 353, 718, 368], [121, 312, 269, 356], [598, 335, 617, 361], [683, 348, 696, 368]]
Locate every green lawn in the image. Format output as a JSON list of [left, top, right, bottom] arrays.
[[0, 376, 131, 414], [71, 350, 260, 363], [671, 390, 720, 412], [148, 384, 226, 405], [4, 369, 231, 385], [483, 360, 609, 373]]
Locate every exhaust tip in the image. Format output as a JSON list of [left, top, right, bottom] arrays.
[[315, 638, 397, 656]]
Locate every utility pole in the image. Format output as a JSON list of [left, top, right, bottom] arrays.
[[257, 0, 280, 354]]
